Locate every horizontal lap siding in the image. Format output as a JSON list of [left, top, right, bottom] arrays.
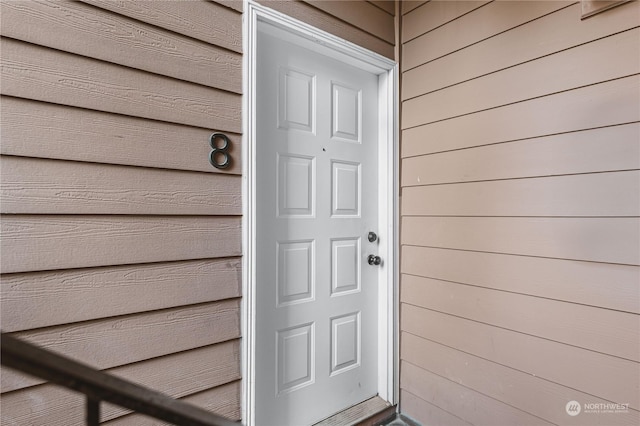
[[257, 0, 396, 59], [401, 123, 640, 185], [0, 0, 242, 93], [403, 28, 639, 127], [401, 1, 490, 42], [402, 334, 639, 426], [1, 300, 240, 393], [305, 0, 395, 43], [79, 0, 243, 53], [402, 274, 639, 363], [1, 216, 241, 274], [402, 305, 640, 417], [402, 75, 640, 156], [2, 343, 241, 424], [0, 0, 243, 423], [0, 97, 242, 174], [1, 258, 242, 332], [369, 0, 396, 16], [0, 157, 242, 215], [402, 246, 639, 314], [103, 381, 242, 425], [402, 2, 640, 100], [402, 1, 572, 70], [399, 1, 640, 425], [401, 1, 428, 16], [1, 38, 241, 132], [402, 171, 640, 217]]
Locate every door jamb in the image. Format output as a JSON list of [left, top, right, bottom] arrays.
[[242, 2, 399, 424]]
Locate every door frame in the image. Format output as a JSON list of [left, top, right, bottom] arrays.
[[242, 2, 399, 424]]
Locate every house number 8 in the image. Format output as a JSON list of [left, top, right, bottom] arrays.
[[209, 133, 231, 169]]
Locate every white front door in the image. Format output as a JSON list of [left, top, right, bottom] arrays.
[[255, 23, 382, 426]]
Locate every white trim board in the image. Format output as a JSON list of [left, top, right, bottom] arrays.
[[242, 2, 399, 424]]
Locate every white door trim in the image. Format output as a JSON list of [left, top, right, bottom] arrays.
[[242, 2, 399, 424]]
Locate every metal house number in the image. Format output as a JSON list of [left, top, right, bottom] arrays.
[[209, 133, 231, 169]]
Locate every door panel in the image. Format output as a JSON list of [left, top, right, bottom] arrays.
[[256, 25, 380, 426]]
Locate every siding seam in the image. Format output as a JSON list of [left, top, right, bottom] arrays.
[[400, 121, 640, 158], [401, 359, 560, 425], [400, 168, 640, 188], [401, 73, 640, 130], [303, 1, 396, 47], [401, 304, 640, 363], [399, 243, 640, 267], [400, 272, 640, 314], [402, 25, 640, 100], [78, 0, 243, 53], [401, 2, 577, 72], [400, 335, 640, 416], [401, 0, 493, 44]]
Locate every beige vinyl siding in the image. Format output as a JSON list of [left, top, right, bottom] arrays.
[[79, 0, 243, 52], [0, 0, 242, 92], [0, 259, 242, 333], [369, 0, 396, 16], [1, 39, 240, 132], [104, 382, 242, 425], [401, 0, 429, 16], [1, 342, 241, 424], [0, 0, 242, 423], [1, 157, 241, 215], [305, 0, 395, 43], [257, 0, 396, 59], [399, 1, 640, 425], [401, 1, 490, 42], [1, 97, 242, 174]]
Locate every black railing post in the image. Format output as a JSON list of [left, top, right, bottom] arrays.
[[86, 397, 100, 426]]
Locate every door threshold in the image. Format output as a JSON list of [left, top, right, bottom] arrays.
[[314, 396, 396, 426]]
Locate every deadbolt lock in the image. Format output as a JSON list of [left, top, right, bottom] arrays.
[[368, 231, 377, 243]]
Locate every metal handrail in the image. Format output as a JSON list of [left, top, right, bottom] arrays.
[[1, 332, 241, 426]]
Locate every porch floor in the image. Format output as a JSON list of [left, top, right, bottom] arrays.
[[314, 396, 396, 426]]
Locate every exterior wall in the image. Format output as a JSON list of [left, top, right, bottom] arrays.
[[398, 1, 640, 425], [0, 0, 395, 424], [257, 1, 396, 59], [0, 0, 243, 423]]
